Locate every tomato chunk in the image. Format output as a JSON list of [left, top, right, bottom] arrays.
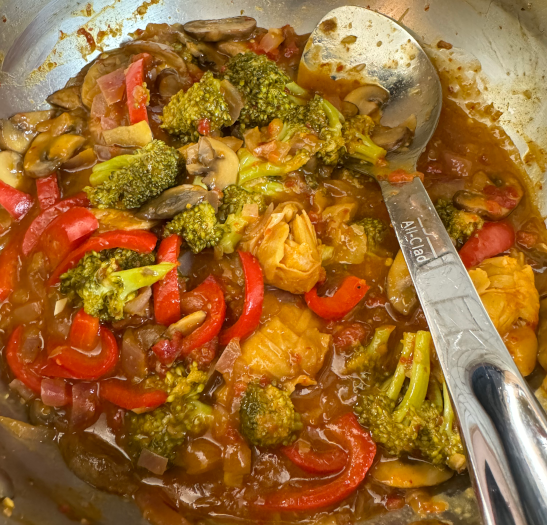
[[459, 222, 515, 268]]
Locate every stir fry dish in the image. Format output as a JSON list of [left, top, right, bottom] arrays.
[[0, 14, 545, 525]]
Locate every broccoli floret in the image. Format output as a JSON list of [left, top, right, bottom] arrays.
[[240, 382, 302, 448], [305, 95, 346, 166], [218, 185, 267, 223], [354, 331, 466, 471], [342, 115, 387, 166], [216, 185, 268, 254], [163, 201, 224, 254], [85, 140, 181, 210], [436, 199, 484, 248], [346, 325, 396, 374], [127, 362, 212, 460], [355, 217, 389, 252], [161, 71, 232, 142], [223, 53, 304, 129], [60, 250, 174, 321]]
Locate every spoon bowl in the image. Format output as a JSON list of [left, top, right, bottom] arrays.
[[298, 6, 442, 173]]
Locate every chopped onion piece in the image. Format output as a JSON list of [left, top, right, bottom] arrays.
[[97, 68, 126, 105], [121, 328, 147, 381], [138, 448, 169, 475], [41, 378, 69, 407], [215, 338, 241, 375], [259, 28, 285, 53], [54, 298, 68, 316], [71, 382, 98, 429], [124, 286, 152, 316]]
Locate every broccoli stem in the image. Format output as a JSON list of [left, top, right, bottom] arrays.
[[321, 98, 344, 131], [428, 377, 444, 411], [242, 178, 285, 196], [442, 380, 455, 436], [285, 82, 311, 105], [349, 133, 387, 165], [386, 332, 416, 401], [110, 262, 176, 301], [238, 149, 311, 185], [393, 331, 431, 422]]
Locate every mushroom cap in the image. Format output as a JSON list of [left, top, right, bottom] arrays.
[[46, 86, 83, 111], [371, 125, 413, 152], [23, 132, 85, 178], [183, 16, 256, 42], [186, 137, 239, 191], [343, 84, 390, 116], [136, 184, 209, 220]]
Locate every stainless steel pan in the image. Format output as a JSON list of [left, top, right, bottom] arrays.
[[1, 1, 546, 523]]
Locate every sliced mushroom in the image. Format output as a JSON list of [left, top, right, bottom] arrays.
[[46, 85, 83, 110], [371, 125, 413, 152], [121, 41, 188, 75], [92, 208, 158, 232], [36, 111, 85, 136], [344, 84, 390, 116], [453, 170, 524, 221], [156, 68, 186, 99], [10, 110, 56, 132], [387, 250, 418, 316], [341, 100, 359, 118], [217, 41, 251, 57], [371, 458, 454, 488], [0, 150, 24, 189], [24, 132, 85, 178], [62, 147, 97, 172], [183, 16, 257, 42], [186, 137, 239, 190], [220, 79, 244, 125], [179, 32, 228, 70], [136, 184, 209, 220], [0, 119, 34, 154], [166, 310, 207, 338]]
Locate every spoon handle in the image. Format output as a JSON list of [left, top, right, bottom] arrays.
[[380, 177, 547, 525]]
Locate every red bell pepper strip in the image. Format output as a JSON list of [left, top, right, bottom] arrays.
[[0, 180, 34, 220], [49, 229, 158, 285], [36, 173, 61, 210], [153, 234, 182, 326], [152, 275, 226, 365], [258, 413, 376, 511], [305, 276, 370, 321], [459, 221, 515, 269], [125, 58, 149, 124], [0, 240, 20, 303], [46, 328, 119, 380], [40, 207, 99, 268], [5, 326, 43, 394], [220, 250, 264, 345], [282, 440, 347, 474], [22, 192, 90, 256], [99, 379, 167, 411], [69, 309, 100, 352]]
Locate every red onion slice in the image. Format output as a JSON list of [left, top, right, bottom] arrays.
[[97, 68, 126, 105], [41, 378, 69, 407], [71, 382, 98, 429], [138, 448, 169, 475]]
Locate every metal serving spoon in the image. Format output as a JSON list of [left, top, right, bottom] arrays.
[[299, 7, 547, 525]]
